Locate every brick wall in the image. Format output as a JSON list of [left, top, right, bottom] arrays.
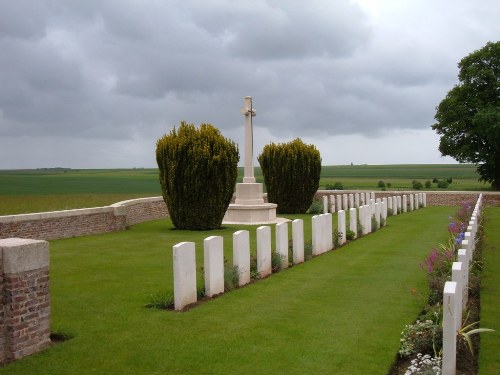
[[0, 239, 51, 364], [0, 197, 169, 241]]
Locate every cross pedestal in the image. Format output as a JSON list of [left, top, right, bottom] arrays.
[[223, 96, 283, 225]]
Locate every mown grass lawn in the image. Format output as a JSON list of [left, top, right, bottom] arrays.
[[1, 207, 462, 374], [478, 206, 500, 375]]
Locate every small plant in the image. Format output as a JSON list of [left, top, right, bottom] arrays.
[[399, 320, 440, 357], [446, 177, 453, 184], [146, 291, 174, 310], [425, 180, 432, 189], [371, 215, 378, 232], [324, 183, 335, 190], [403, 353, 442, 375], [432, 178, 438, 183], [457, 315, 494, 355], [271, 251, 286, 273], [304, 240, 313, 260], [307, 199, 323, 214], [250, 256, 260, 280], [224, 264, 240, 291], [380, 216, 386, 227], [378, 180, 386, 188], [346, 229, 356, 241], [197, 286, 205, 299], [387, 182, 392, 188], [333, 230, 342, 247]]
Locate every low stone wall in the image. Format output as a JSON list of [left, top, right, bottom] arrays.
[[315, 190, 500, 206], [1, 192, 498, 241], [0, 238, 51, 364], [0, 197, 168, 241]]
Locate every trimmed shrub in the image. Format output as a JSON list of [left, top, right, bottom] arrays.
[[258, 138, 321, 214], [437, 180, 449, 189], [156, 122, 239, 230]]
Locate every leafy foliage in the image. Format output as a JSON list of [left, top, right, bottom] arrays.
[[258, 138, 321, 213], [156, 122, 239, 230], [432, 41, 500, 190]]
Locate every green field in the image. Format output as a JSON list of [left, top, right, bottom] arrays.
[[0, 164, 491, 215], [0, 207, 462, 374]]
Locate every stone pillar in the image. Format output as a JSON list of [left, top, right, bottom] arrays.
[[402, 195, 407, 213], [276, 222, 289, 269], [292, 219, 304, 264], [0, 238, 51, 363], [349, 208, 357, 239], [242, 96, 256, 183], [338, 210, 346, 245], [257, 226, 272, 278], [173, 242, 197, 311], [442, 281, 458, 375], [233, 230, 250, 286], [204, 236, 224, 298]]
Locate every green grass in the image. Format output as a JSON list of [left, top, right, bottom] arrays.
[[478, 206, 500, 375], [1, 207, 460, 374], [0, 164, 491, 215]]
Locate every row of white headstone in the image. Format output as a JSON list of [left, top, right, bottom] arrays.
[[172, 193, 428, 311], [322, 192, 427, 214], [442, 194, 482, 375]]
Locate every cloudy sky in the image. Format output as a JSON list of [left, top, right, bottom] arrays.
[[1, 0, 499, 169]]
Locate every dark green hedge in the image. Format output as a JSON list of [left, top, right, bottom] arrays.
[[156, 122, 239, 230], [258, 138, 321, 213]]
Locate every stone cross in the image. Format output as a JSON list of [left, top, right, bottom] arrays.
[[241, 96, 257, 183]]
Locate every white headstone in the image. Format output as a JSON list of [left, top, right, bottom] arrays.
[[173, 242, 197, 310], [330, 195, 336, 213], [355, 193, 360, 208], [325, 213, 333, 251], [402, 195, 407, 213], [312, 215, 321, 256], [451, 262, 463, 331], [257, 226, 272, 277], [349, 207, 357, 239], [338, 210, 346, 245], [276, 222, 289, 269], [343, 194, 348, 212], [292, 219, 304, 264], [204, 236, 224, 297], [233, 230, 250, 286], [348, 194, 354, 210], [336, 195, 342, 212], [442, 281, 458, 375]]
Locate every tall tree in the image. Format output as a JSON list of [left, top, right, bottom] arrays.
[[432, 41, 500, 190]]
